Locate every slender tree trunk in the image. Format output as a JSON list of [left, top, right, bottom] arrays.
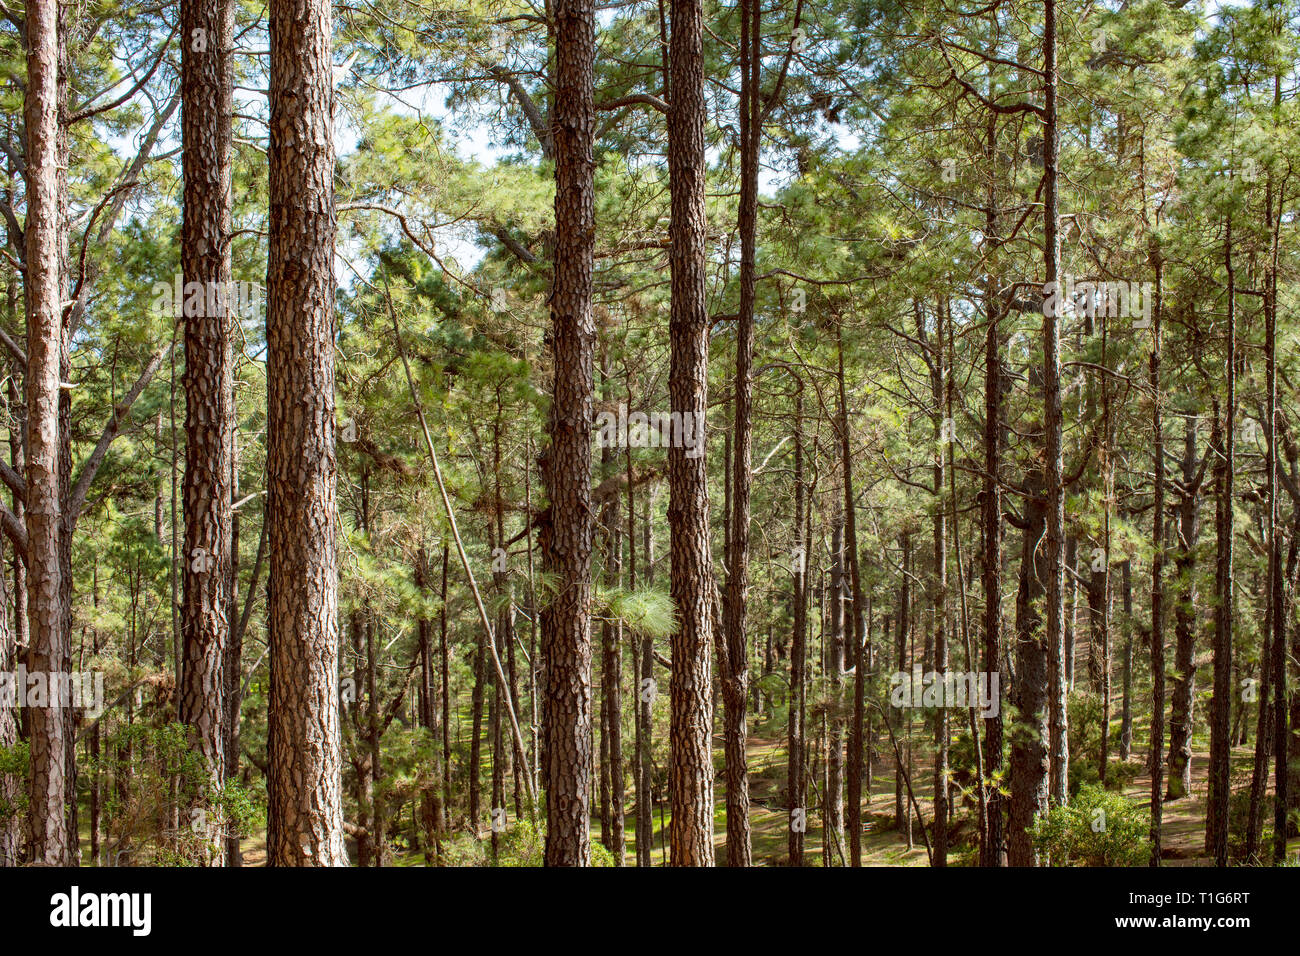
[[598, 424, 624, 864], [1042, 0, 1068, 810], [1167, 416, 1199, 799], [1149, 255, 1166, 866], [787, 386, 807, 866], [1206, 222, 1235, 867], [837, 339, 867, 867], [980, 113, 1006, 868], [719, 0, 761, 869], [895, 532, 912, 845], [0, 530, 17, 866]]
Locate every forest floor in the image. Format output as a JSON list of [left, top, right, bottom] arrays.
[[224, 722, 1291, 867]]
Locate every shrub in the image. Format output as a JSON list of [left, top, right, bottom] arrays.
[[1030, 784, 1150, 866]]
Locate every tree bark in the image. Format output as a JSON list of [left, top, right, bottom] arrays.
[[265, 0, 346, 866], [541, 0, 597, 866], [179, 0, 235, 865], [665, 0, 715, 867], [22, 0, 69, 867]]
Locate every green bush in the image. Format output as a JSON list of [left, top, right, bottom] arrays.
[[1030, 784, 1150, 866]]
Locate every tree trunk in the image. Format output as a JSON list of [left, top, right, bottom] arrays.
[[179, 0, 235, 865], [540, 0, 596, 866], [22, 0, 69, 866], [1149, 256, 1166, 866], [980, 113, 1006, 868], [665, 0, 715, 867], [1167, 416, 1199, 798], [1205, 222, 1235, 867], [787, 385, 807, 866], [265, 0, 346, 865], [1042, 0, 1068, 810]]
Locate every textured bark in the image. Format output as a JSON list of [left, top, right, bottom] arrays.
[[265, 0, 346, 866], [23, 0, 69, 867], [665, 0, 714, 867], [541, 0, 596, 867], [179, 0, 235, 865]]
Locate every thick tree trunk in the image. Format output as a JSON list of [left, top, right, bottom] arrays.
[[665, 0, 715, 867], [179, 0, 235, 865], [541, 0, 596, 866], [23, 0, 69, 867], [265, 0, 346, 866]]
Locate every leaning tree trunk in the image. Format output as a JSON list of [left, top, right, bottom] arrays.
[[179, 0, 235, 865], [665, 0, 715, 868], [540, 0, 596, 867], [265, 0, 346, 866]]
